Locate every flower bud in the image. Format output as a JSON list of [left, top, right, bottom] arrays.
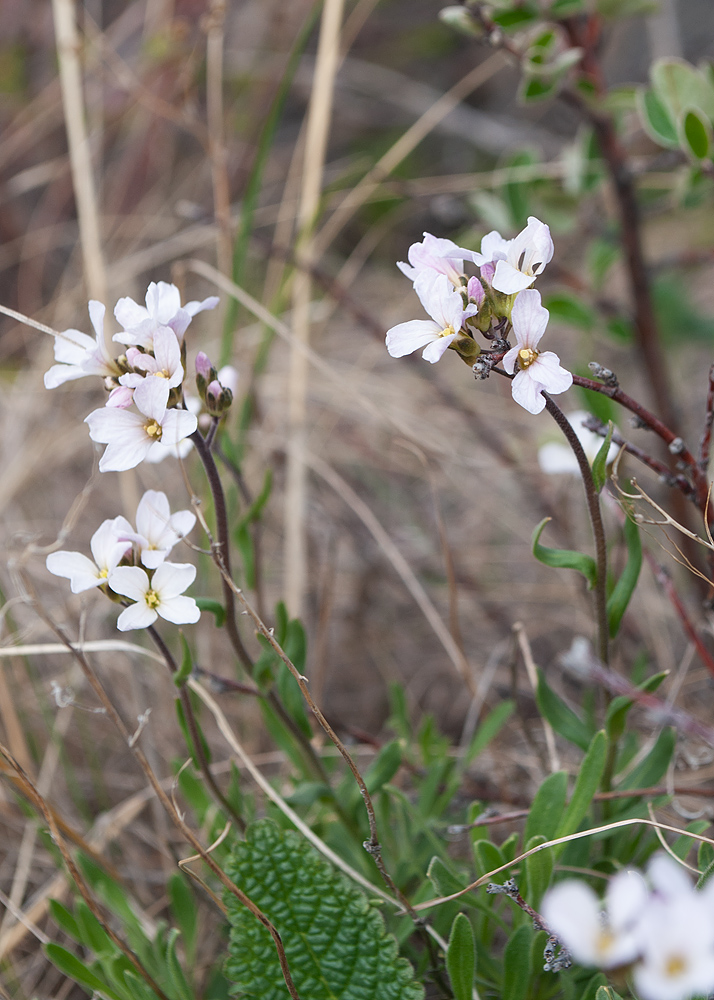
[[195, 351, 218, 399], [205, 378, 233, 416]]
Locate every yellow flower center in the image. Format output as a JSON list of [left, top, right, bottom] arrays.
[[145, 589, 160, 609], [144, 419, 163, 440], [517, 347, 538, 370], [439, 325, 455, 339], [664, 954, 687, 978], [157, 369, 170, 379], [99, 568, 108, 579]]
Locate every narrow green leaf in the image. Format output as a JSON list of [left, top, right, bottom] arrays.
[[473, 839, 505, 879], [637, 87, 679, 148], [606, 514, 642, 638], [550, 0, 586, 14], [173, 632, 193, 688], [364, 740, 402, 795], [45, 943, 123, 1000], [492, 6, 539, 30], [595, 987, 624, 1000], [524, 771, 568, 843], [524, 835, 553, 909], [532, 518, 598, 589], [544, 292, 595, 331], [234, 521, 256, 589], [168, 873, 198, 965], [446, 914, 476, 1000], [166, 928, 194, 1000], [555, 730, 607, 841], [520, 76, 560, 103], [698, 841, 714, 886], [464, 700, 514, 767], [195, 597, 225, 628], [75, 900, 114, 957], [591, 422, 614, 494], [680, 106, 712, 160], [48, 899, 81, 942], [536, 668, 592, 751], [502, 925, 533, 1000], [672, 819, 709, 861], [579, 973, 610, 1000], [427, 856, 467, 901], [617, 728, 676, 790], [606, 671, 667, 741]]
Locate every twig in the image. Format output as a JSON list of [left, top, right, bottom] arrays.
[[700, 364, 714, 472]]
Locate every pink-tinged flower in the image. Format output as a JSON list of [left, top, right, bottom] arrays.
[[113, 281, 219, 350], [119, 326, 184, 412], [108, 562, 201, 630], [145, 395, 201, 463], [46, 517, 133, 593], [542, 870, 649, 969], [106, 385, 135, 408], [466, 275, 485, 308], [473, 217, 553, 294], [85, 378, 197, 472], [397, 233, 478, 288], [502, 289, 572, 414], [386, 273, 478, 364], [122, 490, 196, 569], [44, 301, 120, 388]]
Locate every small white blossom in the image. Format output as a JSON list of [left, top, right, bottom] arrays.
[[633, 894, 714, 1000], [473, 217, 554, 295], [538, 411, 618, 475], [397, 232, 477, 288], [109, 562, 201, 631], [502, 289, 572, 414], [85, 378, 197, 472], [542, 870, 649, 969], [119, 326, 184, 412], [386, 273, 478, 364], [46, 517, 133, 593], [113, 281, 219, 350], [44, 301, 119, 388], [124, 490, 196, 569]]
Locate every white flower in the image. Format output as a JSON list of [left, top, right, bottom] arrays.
[[633, 894, 714, 1000], [108, 562, 201, 631], [386, 273, 478, 364], [502, 289, 572, 414], [144, 394, 201, 463], [542, 870, 649, 969], [118, 326, 184, 412], [85, 378, 198, 472], [44, 301, 119, 388], [397, 233, 477, 288], [538, 411, 618, 475], [46, 517, 133, 593], [473, 217, 553, 295], [125, 490, 196, 569], [113, 281, 219, 350]]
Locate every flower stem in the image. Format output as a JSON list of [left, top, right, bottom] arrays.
[[543, 394, 609, 666]]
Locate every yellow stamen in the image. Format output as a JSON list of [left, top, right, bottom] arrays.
[[99, 568, 108, 579], [144, 419, 163, 440], [665, 955, 687, 978], [145, 589, 160, 609], [517, 347, 538, 370], [439, 325, 455, 339]]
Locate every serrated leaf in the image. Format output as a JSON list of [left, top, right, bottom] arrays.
[[446, 914, 475, 1000], [606, 515, 642, 638], [536, 669, 592, 751], [591, 422, 614, 494], [502, 925, 532, 1000], [532, 519, 598, 589], [680, 106, 712, 160], [637, 88, 680, 148], [524, 771, 568, 843], [555, 730, 608, 841], [224, 820, 424, 1000], [45, 943, 123, 1000]]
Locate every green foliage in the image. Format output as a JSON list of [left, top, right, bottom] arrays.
[[502, 925, 533, 1000], [555, 731, 607, 840], [591, 422, 614, 494], [544, 291, 596, 331], [524, 771, 568, 843], [223, 820, 424, 1000], [638, 57, 714, 163], [446, 914, 476, 1000], [532, 518, 598, 589], [606, 513, 642, 638], [605, 671, 667, 741], [536, 669, 592, 751]]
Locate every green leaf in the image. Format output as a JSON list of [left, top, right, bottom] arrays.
[[637, 87, 680, 148], [652, 58, 714, 121], [595, 987, 625, 1000], [606, 671, 667, 742], [536, 668, 592, 752], [543, 292, 595, 331], [446, 914, 476, 1000], [596, 0, 656, 15], [698, 841, 714, 885], [48, 898, 81, 942], [550, 0, 586, 14], [364, 740, 402, 795], [195, 597, 226, 628], [166, 928, 194, 1000], [427, 856, 468, 901], [680, 106, 712, 160], [524, 771, 568, 843], [672, 819, 710, 861], [524, 835, 553, 909], [224, 820, 424, 1000], [520, 76, 560, 103], [235, 522, 256, 589], [168, 873, 198, 965], [532, 518, 598, 589], [617, 727, 676, 791], [587, 239, 620, 291], [579, 973, 610, 1000], [463, 700, 514, 767], [606, 514, 642, 639], [591, 422, 614, 494], [492, 7, 539, 30], [75, 900, 114, 957], [555, 730, 607, 841], [173, 632, 193, 688], [44, 943, 123, 1000], [502, 925, 532, 1000]]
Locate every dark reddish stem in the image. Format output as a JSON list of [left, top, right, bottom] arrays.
[[699, 364, 714, 471]]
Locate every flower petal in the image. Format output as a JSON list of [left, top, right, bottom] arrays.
[[116, 603, 158, 631], [108, 565, 150, 602], [492, 260, 536, 294], [421, 332, 457, 363], [46, 551, 103, 593], [158, 595, 201, 625], [153, 561, 196, 600], [511, 370, 546, 414], [386, 320, 439, 358], [510, 289, 550, 349]]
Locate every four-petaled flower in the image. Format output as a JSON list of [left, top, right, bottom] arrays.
[[108, 562, 201, 631], [397, 233, 477, 288], [46, 517, 133, 593], [114, 281, 219, 350], [386, 273, 478, 364], [474, 216, 554, 294], [123, 490, 196, 569], [85, 378, 197, 472], [502, 289, 572, 414], [44, 301, 120, 388], [118, 325, 184, 412]]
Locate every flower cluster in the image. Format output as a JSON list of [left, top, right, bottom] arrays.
[[46, 490, 200, 631], [542, 854, 714, 1000], [45, 282, 221, 471], [386, 217, 572, 415]]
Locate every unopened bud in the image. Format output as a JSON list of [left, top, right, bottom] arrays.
[[438, 5, 482, 36], [195, 351, 218, 399], [205, 378, 233, 416]]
